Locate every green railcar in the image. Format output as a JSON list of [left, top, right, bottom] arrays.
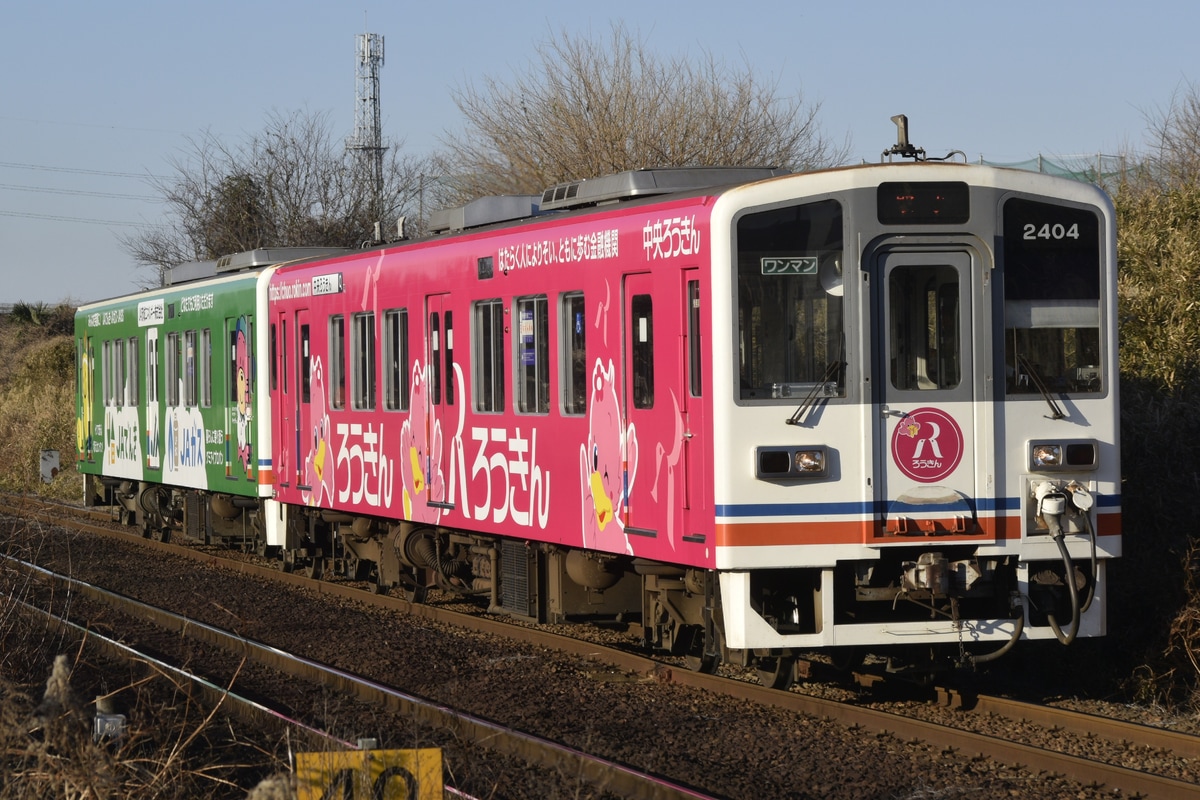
[[75, 270, 262, 533]]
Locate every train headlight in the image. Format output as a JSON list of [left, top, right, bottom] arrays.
[[795, 450, 824, 473], [756, 446, 830, 480], [1029, 440, 1098, 472], [1031, 444, 1061, 468]]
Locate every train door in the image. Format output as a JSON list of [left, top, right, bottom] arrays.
[[681, 270, 708, 546], [621, 271, 673, 546], [273, 313, 290, 486], [872, 248, 991, 540], [425, 293, 453, 509], [294, 308, 312, 490]]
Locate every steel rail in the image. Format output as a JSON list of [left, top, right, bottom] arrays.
[[6, 551, 718, 800], [9, 498, 1200, 798]]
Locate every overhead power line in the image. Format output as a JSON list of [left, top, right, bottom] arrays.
[[0, 182, 159, 201], [0, 209, 150, 227], [0, 160, 168, 181]]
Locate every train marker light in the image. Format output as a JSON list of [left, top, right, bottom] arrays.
[[1029, 440, 1098, 471], [756, 446, 829, 480]]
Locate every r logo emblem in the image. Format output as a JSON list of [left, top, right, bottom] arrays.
[[890, 407, 964, 483]]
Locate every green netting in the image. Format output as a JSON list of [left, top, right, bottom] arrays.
[[979, 154, 1126, 186]]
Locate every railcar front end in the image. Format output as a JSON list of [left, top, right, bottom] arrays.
[[709, 162, 1118, 675]]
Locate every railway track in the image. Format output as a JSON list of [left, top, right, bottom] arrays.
[[4, 496, 1198, 797], [6, 555, 717, 800]]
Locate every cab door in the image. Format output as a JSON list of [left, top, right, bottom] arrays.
[[872, 248, 991, 540]]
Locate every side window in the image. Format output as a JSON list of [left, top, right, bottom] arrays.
[[114, 338, 127, 406], [631, 294, 654, 409], [384, 309, 409, 411], [473, 299, 505, 412], [101, 340, 112, 407], [516, 295, 549, 414], [165, 332, 181, 407], [328, 316, 344, 409], [184, 330, 198, 407], [200, 328, 212, 408], [128, 336, 140, 406], [352, 312, 376, 410], [560, 292, 586, 415], [146, 334, 158, 405]]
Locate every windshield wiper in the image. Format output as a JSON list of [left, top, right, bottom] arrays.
[[786, 361, 845, 426], [1016, 354, 1065, 420]]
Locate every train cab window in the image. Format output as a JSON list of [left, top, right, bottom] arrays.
[[384, 309, 409, 411], [888, 265, 960, 390], [473, 299, 505, 413], [631, 294, 654, 408], [736, 199, 845, 400], [1003, 198, 1103, 394], [516, 295, 549, 414], [328, 316, 344, 409], [352, 312, 376, 410], [560, 292, 586, 415]]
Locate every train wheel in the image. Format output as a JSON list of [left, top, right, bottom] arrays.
[[397, 570, 428, 604], [305, 558, 325, 580], [829, 646, 865, 673], [756, 654, 796, 690], [682, 625, 721, 674], [346, 558, 372, 583]]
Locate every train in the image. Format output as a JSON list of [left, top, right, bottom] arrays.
[[75, 123, 1120, 686]]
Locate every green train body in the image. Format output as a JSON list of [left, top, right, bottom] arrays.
[[75, 270, 265, 530]]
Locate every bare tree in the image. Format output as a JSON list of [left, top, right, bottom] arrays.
[[123, 109, 431, 286], [1141, 79, 1200, 189], [434, 24, 848, 204]]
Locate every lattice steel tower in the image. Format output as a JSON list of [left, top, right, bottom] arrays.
[[348, 32, 387, 212]]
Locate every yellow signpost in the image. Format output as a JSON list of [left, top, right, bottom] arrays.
[[295, 748, 443, 800]]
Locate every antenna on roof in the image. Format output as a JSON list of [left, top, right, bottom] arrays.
[[882, 114, 926, 161]]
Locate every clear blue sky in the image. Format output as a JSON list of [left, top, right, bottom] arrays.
[[0, 0, 1192, 304]]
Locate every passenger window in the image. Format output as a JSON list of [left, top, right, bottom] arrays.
[[516, 295, 549, 414], [560, 292, 586, 415], [352, 312, 376, 410], [384, 309, 409, 411], [327, 316, 343, 408], [473, 299, 505, 412]]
